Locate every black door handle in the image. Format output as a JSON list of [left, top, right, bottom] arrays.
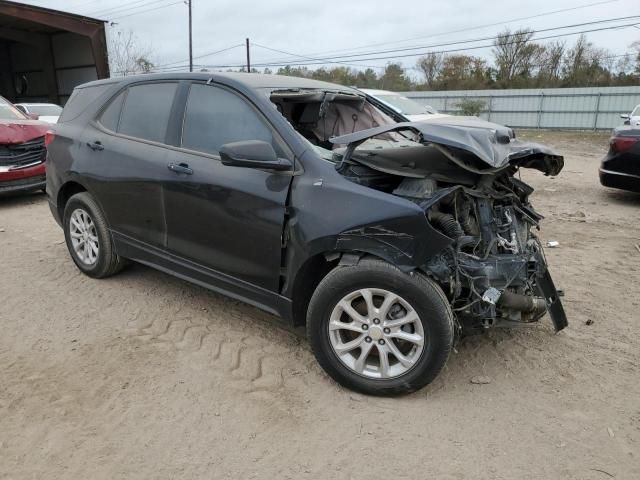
[[167, 162, 193, 175], [86, 141, 104, 151]]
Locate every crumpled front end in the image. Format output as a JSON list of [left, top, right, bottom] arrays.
[[330, 118, 567, 335], [411, 179, 568, 334], [0, 122, 48, 195]]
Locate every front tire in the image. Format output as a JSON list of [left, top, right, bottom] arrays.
[[307, 257, 454, 396], [63, 192, 127, 278]]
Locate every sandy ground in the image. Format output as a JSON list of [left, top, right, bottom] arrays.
[[1, 130, 639, 479]]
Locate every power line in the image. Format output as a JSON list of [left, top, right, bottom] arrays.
[[188, 0, 193, 72], [152, 51, 636, 77], [236, 20, 640, 70], [109, 1, 183, 20], [87, 0, 169, 17], [143, 51, 634, 75], [155, 44, 245, 68], [258, 0, 626, 61], [245, 15, 640, 68], [151, 21, 640, 72], [251, 43, 385, 70]]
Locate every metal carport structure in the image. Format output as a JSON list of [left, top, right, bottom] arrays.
[[0, 0, 108, 105]]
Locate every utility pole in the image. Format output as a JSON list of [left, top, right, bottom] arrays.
[[188, 0, 193, 72], [245, 38, 250, 72]]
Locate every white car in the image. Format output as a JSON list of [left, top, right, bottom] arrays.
[[358, 89, 449, 121], [620, 105, 640, 127], [14, 103, 62, 123]]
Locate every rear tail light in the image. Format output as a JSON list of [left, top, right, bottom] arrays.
[[44, 130, 55, 147], [609, 136, 638, 153]]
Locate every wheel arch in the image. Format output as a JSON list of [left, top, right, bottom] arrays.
[[288, 245, 419, 327], [56, 180, 88, 221]]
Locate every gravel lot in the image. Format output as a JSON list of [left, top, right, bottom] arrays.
[[1, 130, 639, 479]]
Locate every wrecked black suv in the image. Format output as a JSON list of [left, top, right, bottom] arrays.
[[47, 73, 566, 395]]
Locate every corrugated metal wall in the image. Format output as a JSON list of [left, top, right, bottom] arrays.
[[402, 86, 640, 130]]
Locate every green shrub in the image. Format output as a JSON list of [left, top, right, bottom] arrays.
[[455, 98, 486, 116]]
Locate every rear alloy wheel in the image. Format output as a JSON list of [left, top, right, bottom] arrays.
[[63, 192, 127, 278], [69, 208, 100, 266], [307, 257, 454, 396]]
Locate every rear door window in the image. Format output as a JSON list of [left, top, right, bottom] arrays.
[[118, 83, 177, 143], [181, 83, 275, 155]]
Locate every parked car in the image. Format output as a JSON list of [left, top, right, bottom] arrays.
[[620, 104, 640, 127], [0, 96, 50, 195], [46, 73, 566, 395], [599, 126, 640, 193], [358, 88, 449, 121], [14, 103, 63, 123]]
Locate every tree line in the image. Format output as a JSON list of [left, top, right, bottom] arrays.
[[259, 31, 639, 91], [112, 28, 640, 91]]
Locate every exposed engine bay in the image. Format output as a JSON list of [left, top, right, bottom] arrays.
[[270, 89, 567, 335]]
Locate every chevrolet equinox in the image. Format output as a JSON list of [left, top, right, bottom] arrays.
[[46, 73, 567, 395]]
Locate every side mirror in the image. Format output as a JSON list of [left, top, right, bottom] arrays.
[[27, 112, 39, 120], [220, 140, 292, 171], [620, 114, 630, 119]]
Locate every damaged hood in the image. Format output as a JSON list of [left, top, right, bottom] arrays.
[[0, 119, 49, 144], [330, 118, 564, 176]]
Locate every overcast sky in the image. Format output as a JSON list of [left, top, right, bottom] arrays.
[[22, 0, 640, 76]]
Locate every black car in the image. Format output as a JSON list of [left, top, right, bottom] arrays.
[[46, 73, 566, 395], [600, 126, 640, 193]]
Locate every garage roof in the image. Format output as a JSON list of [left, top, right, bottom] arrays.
[[0, 0, 105, 33]]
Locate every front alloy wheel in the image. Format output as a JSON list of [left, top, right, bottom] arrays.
[[329, 288, 425, 379], [307, 257, 454, 396]]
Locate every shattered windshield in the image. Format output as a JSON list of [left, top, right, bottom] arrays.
[[268, 87, 411, 159]]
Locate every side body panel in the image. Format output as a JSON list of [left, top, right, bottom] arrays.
[[163, 146, 292, 292], [79, 124, 171, 248], [280, 149, 452, 303]]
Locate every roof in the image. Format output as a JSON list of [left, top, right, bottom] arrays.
[[79, 72, 359, 93]]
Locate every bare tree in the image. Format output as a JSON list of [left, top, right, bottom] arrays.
[[538, 41, 565, 84], [632, 40, 640, 75], [492, 28, 541, 83], [108, 29, 155, 77], [562, 35, 613, 86], [416, 52, 443, 88], [562, 34, 589, 82]]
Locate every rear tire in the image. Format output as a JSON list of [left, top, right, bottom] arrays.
[[63, 192, 127, 278], [307, 257, 454, 396]]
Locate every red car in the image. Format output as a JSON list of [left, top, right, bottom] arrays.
[[1, 96, 50, 195]]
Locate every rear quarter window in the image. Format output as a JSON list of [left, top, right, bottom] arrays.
[[58, 84, 114, 123], [98, 91, 126, 132]]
